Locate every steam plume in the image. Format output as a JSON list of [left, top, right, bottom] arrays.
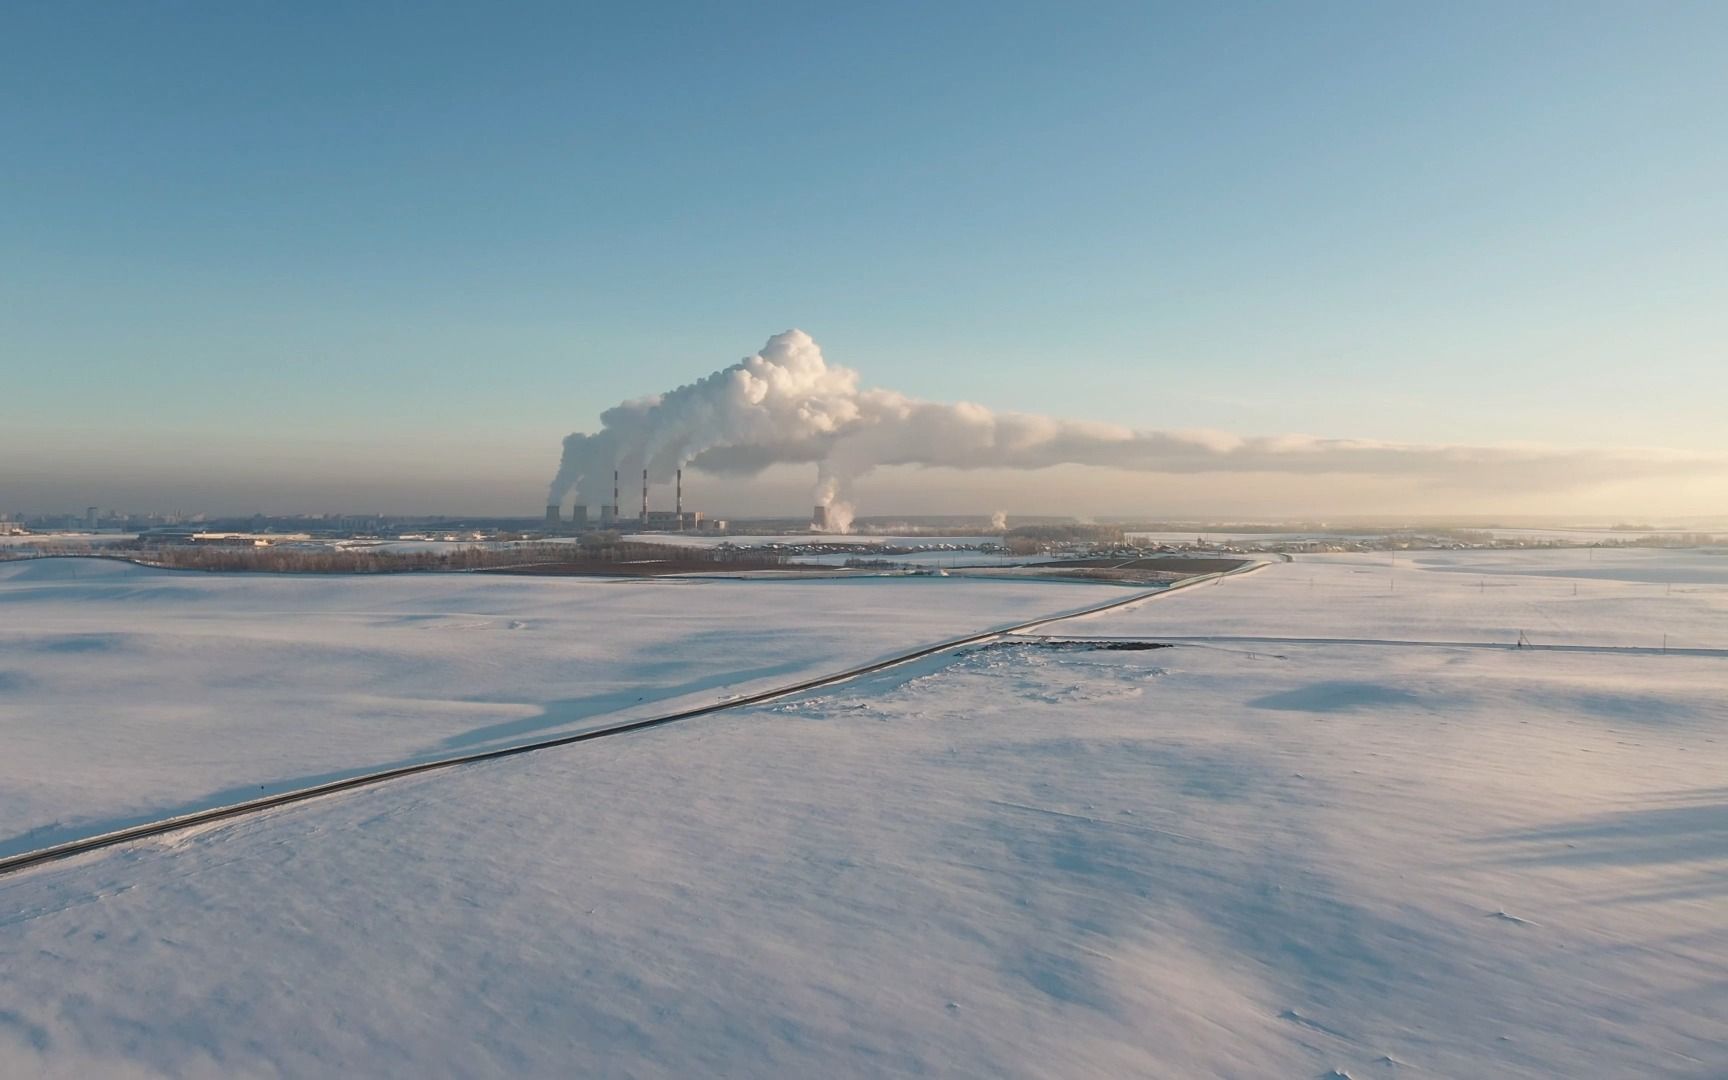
[[550, 330, 1725, 529]]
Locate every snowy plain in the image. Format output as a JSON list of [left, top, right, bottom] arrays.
[[0, 533, 135, 547], [1125, 527, 1726, 545], [623, 532, 999, 549], [1, 549, 1725, 1077], [0, 558, 1108, 857], [1042, 547, 1728, 652]]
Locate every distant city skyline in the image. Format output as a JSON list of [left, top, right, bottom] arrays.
[[5, 3, 1726, 517]]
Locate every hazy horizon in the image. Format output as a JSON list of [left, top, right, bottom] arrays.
[[6, 4, 1725, 520], [8, 454, 1728, 525]]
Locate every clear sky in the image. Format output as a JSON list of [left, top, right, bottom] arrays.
[[4, 2, 1725, 518]]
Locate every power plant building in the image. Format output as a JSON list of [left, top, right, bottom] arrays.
[[642, 510, 702, 530], [549, 467, 710, 532]]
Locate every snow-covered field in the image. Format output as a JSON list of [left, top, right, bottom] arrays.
[[791, 550, 1030, 568], [626, 532, 998, 549], [337, 537, 584, 554], [1125, 530, 1382, 544], [0, 559, 1108, 857], [1127, 527, 1727, 546], [2, 549, 1724, 1077], [1480, 526, 1724, 544], [0, 533, 135, 547], [1045, 547, 1728, 652]]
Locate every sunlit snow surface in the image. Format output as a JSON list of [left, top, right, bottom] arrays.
[[0, 560, 1110, 855], [1042, 547, 1728, 650], [2, 550, 1726, 1077]]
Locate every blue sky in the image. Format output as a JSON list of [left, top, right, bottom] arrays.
[[4, 2, 1725, 516]]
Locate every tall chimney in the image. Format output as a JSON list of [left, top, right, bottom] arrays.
[[613, 470, 620, 510], [641, 468, 649, 521], [676, 468, 683, 529]]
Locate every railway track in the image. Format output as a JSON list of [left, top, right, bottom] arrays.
[[0, 560, 1263, 878]]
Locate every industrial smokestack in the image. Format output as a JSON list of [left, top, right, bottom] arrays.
[[601, 470, 619, 526], [676, 468, 683, 529], [641, 468, 649, 521]]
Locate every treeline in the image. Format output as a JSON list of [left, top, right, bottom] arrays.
[[999, 524, 1126, 554], [134, 544, 588, 574], [1625, 533, 1723, 548], [1004, 524, 1126, 544], [24, 539, 791, 575]]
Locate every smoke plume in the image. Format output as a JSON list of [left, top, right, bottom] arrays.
[[550, 330, 1725, 528], [811, 474, 855, 534]]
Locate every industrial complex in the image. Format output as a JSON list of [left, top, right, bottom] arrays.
[[543, 468, 721, 534]]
